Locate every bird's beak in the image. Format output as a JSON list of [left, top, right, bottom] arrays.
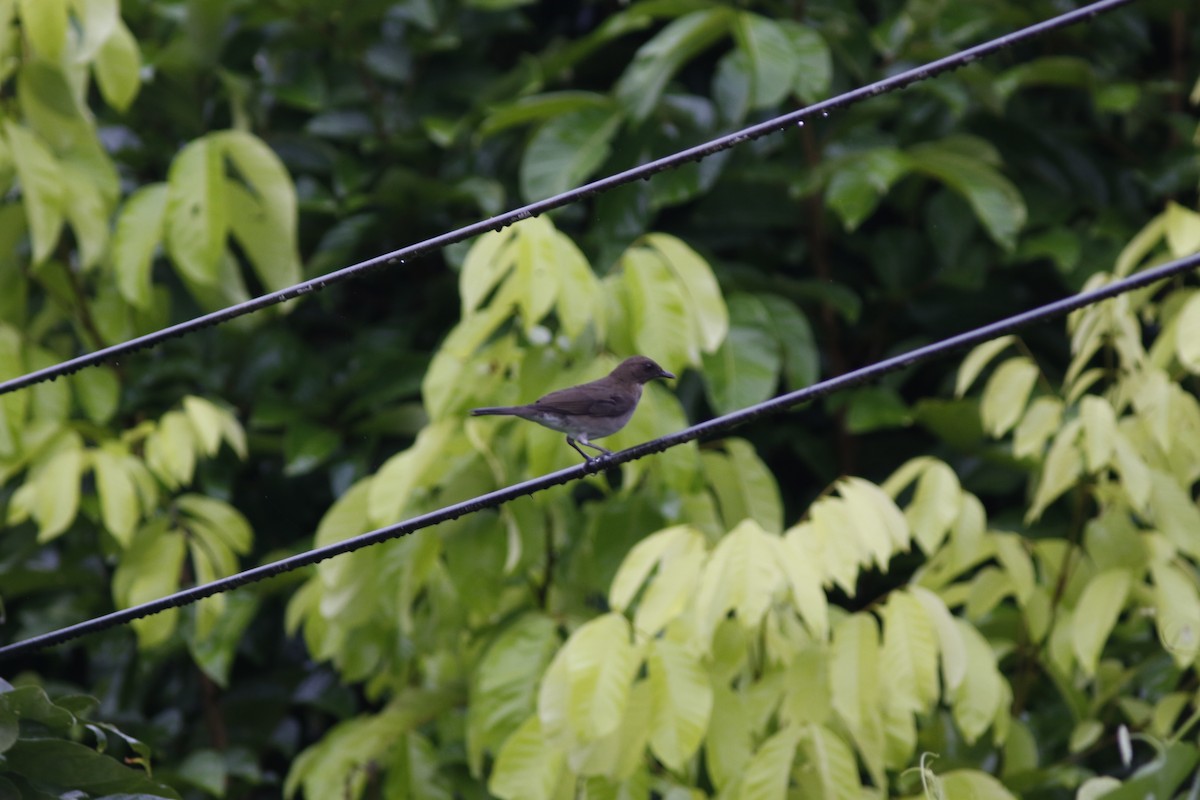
[[661, 368, 676, 380]]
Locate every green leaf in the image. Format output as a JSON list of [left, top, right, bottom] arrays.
[[738, 726, 800, 800], [615, 8, 734, 121], [880, 590, 939, 713], [901, 459, 962, 554], [467, 613, 560, 775], [17, 0, 67, 61], [1079, 395, 1117, 472], [950, 619, 1006, 744], [609, 525, 701, 614], [732, 12, 798, 108], [781, 21, 831, 102], [460, 229, 516, 315], [995, 56, 1094, 103], [794, 724, 860, 800], [1151, 562, 1200, 667], [480, 91, 612, 138], [706, 684, 752, 790], [225, 181, 302, 294], [844, 386, 911, 433], [702, 439, 783, 535], [60, 161, 109, 270], [1174, 293, 1200, 373], [937, 770, 1018, 800], [94, 20, 141, 111], [647, 638, 711, 770], [980, 357, 1039, 437], [908, 141, 1026, 250], [34, 445, 82, 541], [624, 246, 693, 371], [73, 364, 119, 424], [3, 739, 181, 798], [701, 293, 781, 415], [1070, 568, 1131, 677], [552, 231, 603, 340], [112, 522, 186, 648], [826, 148, 911, 232], [489, 715, 566, 800], [509, 219, 561, 335], [283, 421, 340, 477], [1165, 201, 1200, 257], [559, 613, 638, 741], [213, 130, 298, 245], [519, 105, 623, 202], [776, 532, 829, 639], [111, 182, 167, 309], [188, 589, 259, 687], [165, 137, 228, 286], [644, 233, 728, 354], [911, 586, 967, 692], [4, 121, 64, 264], [1027, 420, 1082, 522], [92, 446, 139, 546], [1013, 396, 1062, 459], [695, 519, 784, 645], [829, 614, 883, 781], [177, 494, 253, 554], [758, 294, 818, 390]]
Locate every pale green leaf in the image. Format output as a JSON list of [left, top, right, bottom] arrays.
[[4, 121, 64, 264], [1027, 420, 1082, 522], [34, 445, 82, 541], [1174, 293, 1200, 373], [956, 335, 1017, 397], [625, 247, 693, 371], [644, 233, 728, 354], [213, 130, 297, 242], [950, 619, 1006, 744], [468, 613, 560, 776], [92, 446, 139, 546], [1165, 201, 1200, 257], [562, 613, 638, 740], [633, 541, 705, 638], [1013, 396, 1063, 459], [225, 181, 302, 294], [460, 229, 516, 315], [695, 519, 785, 646], [489, 715, 566, 800], [480, 91, 612, 138], [1113, 431, 1150, 512], [512, 217, 560, 333], [111, 182, 167, 309], [145, 410, 196, 489], [904, 460, 962, 553], [1079, 395, 1117, 472], [60, 160, 109, 270], [939, 770, 1018, 800], [94, 20, 141, 111], [177, 494, 252, 554], [829, 614, 883, 778], [980, 357, 1039, 438], [553, 232, 602, 340], [1149, 469, 1200, 563], [112, 522, 186, 648], [1151, 561, 1200, 667], [881, 590, 939, 712], [737, 726, 800, 800], [706, 684, 752, 790], [1070, 569, 1131, 676], [18, 0, 66, 61], [911, 586, 967, 692], [795, 724, 860, 800], [648, 638, 711, 770], [367, 421, 453, 525], [73, 365, 119, 424], [775, 533, 829, 639], [609, 525, 699, 611], [165, 138, 227, 286]]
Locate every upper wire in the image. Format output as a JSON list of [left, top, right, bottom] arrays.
[[2, 248, 1197, 660], [0, 0, 1134, 397]]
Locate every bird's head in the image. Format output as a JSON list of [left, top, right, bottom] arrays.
[[612, 355, 675, 385]]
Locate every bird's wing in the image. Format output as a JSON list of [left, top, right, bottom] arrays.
[[533, 386, 634, 417]]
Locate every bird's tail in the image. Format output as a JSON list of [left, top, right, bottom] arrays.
[[470, 406, 520, 416]]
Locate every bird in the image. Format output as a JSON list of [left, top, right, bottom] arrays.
[[470, 355, 675, 462]]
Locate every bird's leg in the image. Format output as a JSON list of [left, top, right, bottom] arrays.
[[566, 436, 611, 462]]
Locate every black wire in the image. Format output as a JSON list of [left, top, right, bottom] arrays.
[[2, 249, 1197, 660], [0, 0, 1134, 398]]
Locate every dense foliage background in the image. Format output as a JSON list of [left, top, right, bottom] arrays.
[[1, 0, 1198, 798]]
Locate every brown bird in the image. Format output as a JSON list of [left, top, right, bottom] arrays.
[[470, 356, 675, 461]]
